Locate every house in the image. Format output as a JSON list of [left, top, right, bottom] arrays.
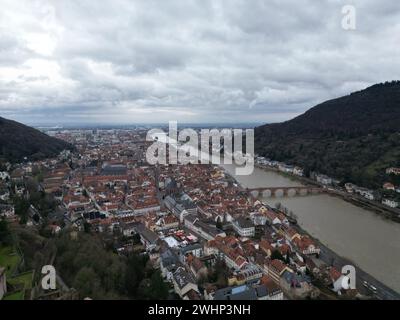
[[0, 187, 10, 201], [0, 172, 10, 181], [186, 254, 208, 280], [156, 215, 179, 231], [278, 164, 294, 174], [363, 191, 375, 201], [386, 167, 400, 175], [344, 183, 355, 193], [0, 204, 15, 219], [0, 267, 6, 300], [260, 275, 284, 300], [223, 252, 248, 271], [10, 168, 24, 182], [183, 289, 202, 300], [251, 213, 267, 226], [382, 198, 399, 208], [293, 236, 321, 256], [264, 210, 281, 225], [165, 194, 197, 223], [236, 263, 263, 283], [135, 223, 159, 251], [121, 221, 139, 237], [315, 174, 332, 185], [172, 267, 199, 299], [159, 248, 180, 281], [63, 194, 91, 209], [179, 243, 203, 262], [259, 239, 273, 257], [293, 167, 304, 177], [212, 281, 280, 301], [164, 177, 180, 195], [171, 204, 190, 223], [184, 214, 226, 241], [205, 236, 248, 271], [277, 212, 289, 226], [329, 267, 351, 295], [130, 198, 161, 215], [353, 187, 375, 200], [280, 226, 301, 242], [383, 182, 395, 191], [278, 243, 291, 256], [280, 270, 316, 299], [264, 259, 293, 284], [213, 284, 257, 300], [232, 217, 255, 237]]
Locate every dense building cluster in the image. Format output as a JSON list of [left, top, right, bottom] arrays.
[[0, 129, 361, 300]]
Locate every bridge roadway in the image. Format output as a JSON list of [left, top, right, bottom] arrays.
[[245, 186, 324, 198]]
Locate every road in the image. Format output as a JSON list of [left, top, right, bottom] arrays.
[[310, 230, 400, 300]]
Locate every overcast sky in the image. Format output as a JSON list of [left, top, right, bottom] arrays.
[[0, 0, 399, 125]]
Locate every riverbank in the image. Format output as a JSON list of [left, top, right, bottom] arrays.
[[220, 164, 400, 299], [290, 218, 400, 300], [254, 164, 400, 223]]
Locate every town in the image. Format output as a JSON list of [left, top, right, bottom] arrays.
[[2, 128, 395, 301]]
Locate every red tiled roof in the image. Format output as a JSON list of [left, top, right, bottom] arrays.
[[329, 267, 342, 282]]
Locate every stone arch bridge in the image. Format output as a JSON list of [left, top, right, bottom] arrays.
[[246, 186, 324, 198]]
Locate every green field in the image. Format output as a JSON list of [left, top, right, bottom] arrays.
[[0, 246, 21, 277], [8, 271, 33, 290], [3, 290, 25, 300]]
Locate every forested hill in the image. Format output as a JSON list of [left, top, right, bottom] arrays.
[[0, 116, 73, 163], [254, 81, 400, 189]]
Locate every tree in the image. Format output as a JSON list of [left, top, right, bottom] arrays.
[[73, 266, 103, 299], [125, 253, 147, 297], [285, 252, 290, 264], [138, 270, 169, 299], [208, 258, 228, 288], [216, 216, 223, 230], [83, 221, 92, 233], [13, 196, 30, 217], [271, 249, 285, 262], [0, 218, 12, 245]]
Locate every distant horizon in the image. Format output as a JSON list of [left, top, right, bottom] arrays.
[[4, 79, 397, 129], [29, 121, 265, 129]]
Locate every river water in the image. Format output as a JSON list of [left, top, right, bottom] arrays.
[[222, 164, 400, 293]]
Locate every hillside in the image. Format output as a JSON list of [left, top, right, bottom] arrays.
[[255, 81, 400, 189], [0, 116, 73, 163]]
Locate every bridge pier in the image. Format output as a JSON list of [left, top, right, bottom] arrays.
[[247, 186, 323, 198]]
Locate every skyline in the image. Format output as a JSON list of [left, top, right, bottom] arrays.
[[1, 0, 400, 124]]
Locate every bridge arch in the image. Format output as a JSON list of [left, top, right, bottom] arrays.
[[299, 188, 308, 196], [262, 190, 272, 198], [250, 190, 259, 198], [274, 189, 284, 198]]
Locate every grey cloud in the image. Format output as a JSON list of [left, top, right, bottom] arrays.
[[0, 0, 399, 124]]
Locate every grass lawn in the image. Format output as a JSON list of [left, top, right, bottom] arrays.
[[8, 271, 33, 290], [0, 246, 21, 277], [3, 290, 25, 300]]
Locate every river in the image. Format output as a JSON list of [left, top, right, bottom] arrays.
[[222, 163, 400, 294]]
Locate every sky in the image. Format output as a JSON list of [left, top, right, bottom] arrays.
[[0, 0, 399, 125]]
